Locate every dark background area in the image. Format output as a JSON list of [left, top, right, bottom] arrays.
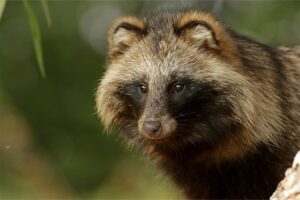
[[0, 0, 299, 198]]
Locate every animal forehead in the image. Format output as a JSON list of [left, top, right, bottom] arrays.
[[143, 12, 184, 53], [126, 38, 199, 78], [137, 55, 197, 84], [146, 10, 177, 31], [138, 54, 176, 78]]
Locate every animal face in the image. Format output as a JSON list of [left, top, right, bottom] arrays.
[[96, 10, 255, 150]]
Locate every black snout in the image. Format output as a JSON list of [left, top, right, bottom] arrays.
[[143, 121, 162, 137]]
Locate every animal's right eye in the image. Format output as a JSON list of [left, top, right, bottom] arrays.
[[171, 83, 185, 94], [138, 84, 147, 94]]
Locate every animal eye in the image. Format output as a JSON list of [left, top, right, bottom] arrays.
[[138, 84, 147, 94], [171, 83, 185, 94]]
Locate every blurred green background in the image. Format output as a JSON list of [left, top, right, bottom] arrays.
[[0, 0, 299, 199]]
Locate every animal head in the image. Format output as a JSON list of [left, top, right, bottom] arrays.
[[96, 9, 256, 153]]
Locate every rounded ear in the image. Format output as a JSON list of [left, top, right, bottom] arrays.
[[174, 11, 235, 52], [107, 17, 147, 59], [175, 20, 219, 49]]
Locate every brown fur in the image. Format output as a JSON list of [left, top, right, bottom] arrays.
[[96, 9, 300, 199]]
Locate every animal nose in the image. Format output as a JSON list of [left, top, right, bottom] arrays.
[[142, 121, 162, 137]]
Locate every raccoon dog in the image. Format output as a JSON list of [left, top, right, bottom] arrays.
[[96, 9, 300, 199]]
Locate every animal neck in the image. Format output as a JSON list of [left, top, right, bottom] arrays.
[[152, 142, 289, 199]]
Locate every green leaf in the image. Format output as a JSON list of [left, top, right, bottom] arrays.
[[23, 0, 46, 78], [40, 0, 52, 28], [0, 0, 7, 23]]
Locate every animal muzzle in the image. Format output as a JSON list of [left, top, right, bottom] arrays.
[[138, 115, 177, 140], [143, 120, 162, 137]]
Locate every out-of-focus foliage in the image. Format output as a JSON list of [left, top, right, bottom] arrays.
[[0, 0, 299, 199], [0, 0, 6, 22], [23, 0, 46, 78], [40, 0, 51, 28]]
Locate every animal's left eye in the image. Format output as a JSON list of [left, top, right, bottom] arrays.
[[138, 84, 148, 94], [171, 83, 185, 94]]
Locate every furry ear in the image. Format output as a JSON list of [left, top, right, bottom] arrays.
[[174, 11, 232, 50], [108, 17, 147, 59], [175, 20, 219, 49]]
